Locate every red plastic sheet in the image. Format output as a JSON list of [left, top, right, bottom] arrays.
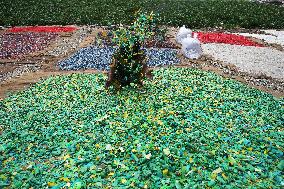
[[7, 26, 77, 33], [194, 32, 264, 47]]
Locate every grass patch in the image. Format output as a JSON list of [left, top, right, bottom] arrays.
[[0, 68, 283, 188], [0, 0, 283, 28]]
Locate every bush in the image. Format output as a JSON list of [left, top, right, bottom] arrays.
[[105, 12, 158, 89], [1, 0, 284, 29]]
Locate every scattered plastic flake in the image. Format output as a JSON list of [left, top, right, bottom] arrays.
[[59, 46, 180, 71], [0, 33, 58, 59], [195, 32, 264, 47], [7, 26, 77, 33]]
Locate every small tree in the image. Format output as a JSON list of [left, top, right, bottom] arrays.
[[105, 12, 158, 89]]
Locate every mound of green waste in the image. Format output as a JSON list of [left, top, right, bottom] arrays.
[[0, 68, 283, 188]]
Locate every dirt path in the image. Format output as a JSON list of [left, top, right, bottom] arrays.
[[1, 56, 283, 99]]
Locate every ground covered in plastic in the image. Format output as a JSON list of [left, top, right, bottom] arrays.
[[7, 26, 78, 33], [202, 43, 284, 80], [195, 32, 263, 47], [0, 68, 283, 188], [0, 33, 58, 59], [58, 47, 180, 71]]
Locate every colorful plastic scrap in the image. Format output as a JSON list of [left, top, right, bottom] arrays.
[[0, 33, 58, 59], [58, 46, 180, 71], [195, 32, 264, 47], [7, 26, 77, 33]]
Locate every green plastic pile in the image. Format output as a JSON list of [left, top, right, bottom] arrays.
[[0, 68, 283, 188]]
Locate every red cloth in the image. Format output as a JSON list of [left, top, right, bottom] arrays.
[[7, 26, 77, 33], [194, 32, 263, 47]]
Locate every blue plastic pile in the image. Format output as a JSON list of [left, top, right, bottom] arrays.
[[59, 46, 180, 71]]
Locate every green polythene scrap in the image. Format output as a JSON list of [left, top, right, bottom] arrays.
[[0, 68, 283, 188]]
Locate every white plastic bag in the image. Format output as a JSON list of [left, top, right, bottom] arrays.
[[176, 25, 192, 44], [181, 33, 202, 59]]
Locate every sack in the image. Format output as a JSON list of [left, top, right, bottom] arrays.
[[176, 25, 192, 44], [181, 34, 202, 59]]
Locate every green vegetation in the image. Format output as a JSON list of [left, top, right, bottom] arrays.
[[0, 0, 283, 28], [0, 68, 283, 188], [106, 12, 156, 89]]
